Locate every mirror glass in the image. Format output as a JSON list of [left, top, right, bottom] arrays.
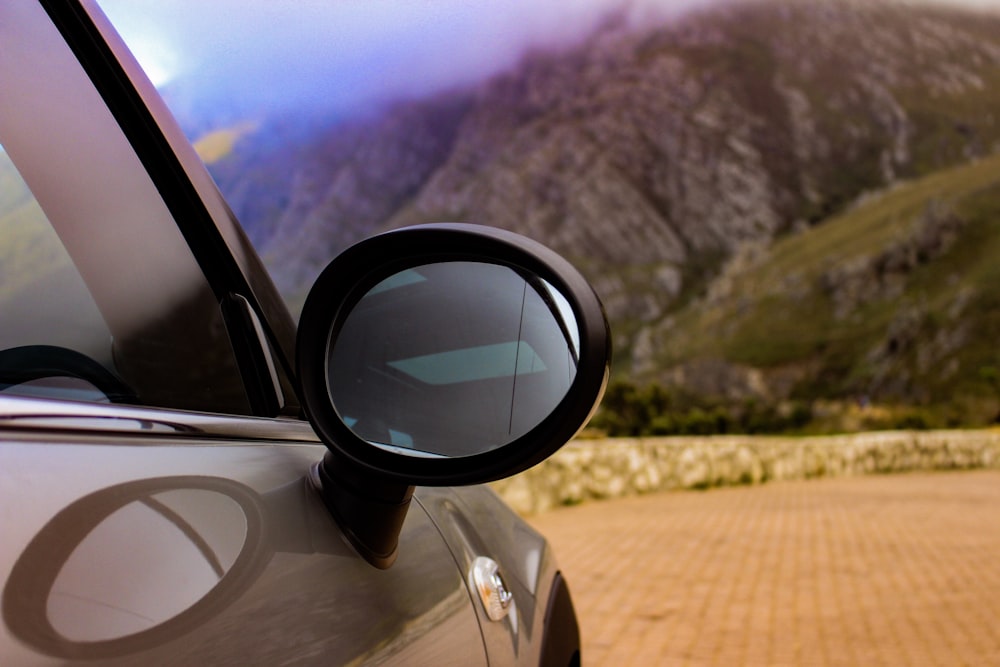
[[327, 261, 580, 458]]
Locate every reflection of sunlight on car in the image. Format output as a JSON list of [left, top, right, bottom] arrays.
[[0, 377, 110, 403], [371, 442, 447, 458]]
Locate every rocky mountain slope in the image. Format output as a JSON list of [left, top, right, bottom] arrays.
[[201, 0, 1000, 422], [647, 153, 1000, 425]]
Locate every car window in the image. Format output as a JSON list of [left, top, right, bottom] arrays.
[[0, 149, 119, 403], [0, 2, 251, 414]]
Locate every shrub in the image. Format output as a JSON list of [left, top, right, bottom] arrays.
[[590, 381, 813, 436]]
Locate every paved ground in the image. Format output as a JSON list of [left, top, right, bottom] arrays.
[[528, 470, 1000, 667]]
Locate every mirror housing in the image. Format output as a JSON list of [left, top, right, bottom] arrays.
[[297, 224, 611, 567]]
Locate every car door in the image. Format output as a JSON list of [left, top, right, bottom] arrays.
[[0, 1, 488, 664], [0, 409, 489, 665]]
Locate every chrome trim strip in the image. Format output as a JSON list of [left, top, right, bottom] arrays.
[[233, 292, 286, 411], [0, 395, 320, 443]]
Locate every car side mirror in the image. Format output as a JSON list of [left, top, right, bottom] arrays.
[[296, 224, 611, 568]]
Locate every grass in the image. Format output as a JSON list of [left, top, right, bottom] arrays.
[[651, 153, 1000, 422], [765, 154, 1000, 284]]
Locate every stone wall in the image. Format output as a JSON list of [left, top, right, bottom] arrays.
[[490, 430, 1000, 515]]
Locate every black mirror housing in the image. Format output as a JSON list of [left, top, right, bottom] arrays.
[[296, 223, 611, 567]]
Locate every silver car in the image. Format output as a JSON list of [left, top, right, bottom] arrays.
[[0, 1, 610, 664]]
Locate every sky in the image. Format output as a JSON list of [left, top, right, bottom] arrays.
[[96, 0, 718, 119], [97, 0, 1000, 123]]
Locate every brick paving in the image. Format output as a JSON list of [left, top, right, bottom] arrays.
[[528, 470, 1000, 667]]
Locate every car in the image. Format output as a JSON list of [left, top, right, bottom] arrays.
[[0, 1, 610, 665]]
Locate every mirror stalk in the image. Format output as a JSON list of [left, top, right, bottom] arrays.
[[311, 451, 413, 569]]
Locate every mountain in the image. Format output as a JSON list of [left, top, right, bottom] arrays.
[[201, 0, 1000, 424], [646, 153, 1000, 426]]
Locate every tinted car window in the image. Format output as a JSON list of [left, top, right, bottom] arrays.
[[0, 2, 250, 414], [0, 149, 118, 402]]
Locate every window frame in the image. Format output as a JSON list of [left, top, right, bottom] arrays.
[[2, 0, 302, 417]]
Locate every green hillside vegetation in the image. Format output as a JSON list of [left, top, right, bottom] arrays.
[[636, 153, 1000, 432]]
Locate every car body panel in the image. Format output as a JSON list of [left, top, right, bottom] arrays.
[[0, 397, 488, 665], [419, 485, 562, 666]]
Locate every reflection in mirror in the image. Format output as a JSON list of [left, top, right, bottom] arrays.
[[327, 261, 580, 458], [47, 490, 247, 642]]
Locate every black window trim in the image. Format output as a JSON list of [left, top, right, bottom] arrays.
[[36, 0, 301, 418]]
